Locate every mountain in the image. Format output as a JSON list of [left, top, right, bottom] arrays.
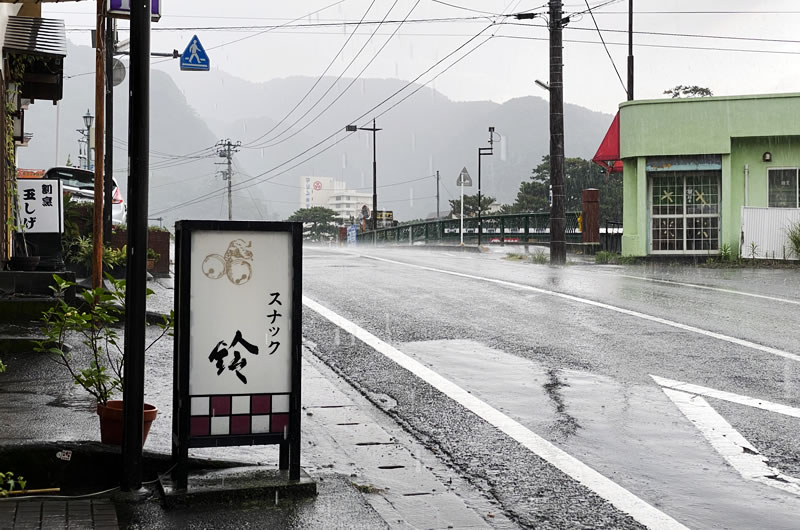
[[17, 42, 615, 227]]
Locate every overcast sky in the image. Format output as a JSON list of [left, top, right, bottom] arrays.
[[49, 0, 800, 115]]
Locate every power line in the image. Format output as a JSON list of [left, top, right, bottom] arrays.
[[246, 0, 422, 150], [241, 0, 379, 148], [583, 0, 626, 94], [498, 33, 800, 56], [64, 16, 492, 32], [152, 23, 498, 215], [429, 0, 503, 17]]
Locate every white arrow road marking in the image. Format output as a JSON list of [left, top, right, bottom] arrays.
[[304, 296, 689, 530], [651, 375, 800, 419], [653, 381, 800, 497]]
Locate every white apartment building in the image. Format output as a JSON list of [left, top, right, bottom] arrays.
[[299, 176, 371, 222]]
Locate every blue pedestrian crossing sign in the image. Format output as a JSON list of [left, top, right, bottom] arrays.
[[180, 35, 210, 71]]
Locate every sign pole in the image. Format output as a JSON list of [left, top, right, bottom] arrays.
[[460, 179, 464, 245], [121, 0, 150, 492]]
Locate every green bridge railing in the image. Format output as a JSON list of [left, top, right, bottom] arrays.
[[355, 212, 582, 245]]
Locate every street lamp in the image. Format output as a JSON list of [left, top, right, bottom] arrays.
[[83, 109, 94, 170], [477, 126, 498, 246], [345, 119, 381, 232]]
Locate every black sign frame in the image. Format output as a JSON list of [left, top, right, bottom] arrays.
[[171, 220, 303, 486]]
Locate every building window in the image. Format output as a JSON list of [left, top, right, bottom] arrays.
[[650, 171, 720, 253], [768, 168, 799, 208]]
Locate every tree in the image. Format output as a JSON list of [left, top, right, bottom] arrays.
[[448, 193, 496, 217], [663, 85, 713, 98], [287, 207, 338, 240], [510, 156, 623, 224]]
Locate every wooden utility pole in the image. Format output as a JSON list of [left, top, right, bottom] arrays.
[[92, 0, 106, 288], [548, 0, 566, 264]]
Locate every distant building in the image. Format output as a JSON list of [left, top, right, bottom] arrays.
[[299, 176, 371, 222]]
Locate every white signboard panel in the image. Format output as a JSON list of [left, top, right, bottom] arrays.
[[189, 230, 292, 395], [16, 179, 63, 233]]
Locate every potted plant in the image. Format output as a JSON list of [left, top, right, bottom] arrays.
[[63, 236, 127, 279], [35, 274, 173, 445], [146, 248, 160, 271]]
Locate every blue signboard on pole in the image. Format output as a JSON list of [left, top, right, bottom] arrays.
[[180, 35, 210, 71]]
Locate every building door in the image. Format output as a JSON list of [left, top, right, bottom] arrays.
[[650, 171, 720, 254]]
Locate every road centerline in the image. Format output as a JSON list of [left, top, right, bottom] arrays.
[[359, 253, 800, 363], [303, 295, 689, 530]]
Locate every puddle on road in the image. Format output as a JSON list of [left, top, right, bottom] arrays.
[[398, 339, 800, 530]]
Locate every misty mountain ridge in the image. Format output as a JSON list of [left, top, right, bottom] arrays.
[[18, 42, 614, 227]]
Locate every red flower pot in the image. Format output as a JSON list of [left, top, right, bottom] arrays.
[[96, 400, 158, 445]]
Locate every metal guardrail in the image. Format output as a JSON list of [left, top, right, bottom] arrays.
[[355, 212, 583, 245]]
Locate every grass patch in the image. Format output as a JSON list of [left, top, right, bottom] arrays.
[[353, 483, 383, 495], [529, 249, 549, 264], [787, 221, 800, 259], [505, 253, 525, 261], [594, 251, 639, 265]]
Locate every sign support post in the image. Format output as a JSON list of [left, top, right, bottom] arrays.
[[456, 167, 472, 245]]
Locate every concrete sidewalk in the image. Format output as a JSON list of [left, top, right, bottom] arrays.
[[0, 276, 507, 529]]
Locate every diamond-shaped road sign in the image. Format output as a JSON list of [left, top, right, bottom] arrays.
[[456, 167, 472, 187], [181, 35, 210, 71]]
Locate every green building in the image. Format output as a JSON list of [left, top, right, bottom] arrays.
[[604, 93, 800, 258]]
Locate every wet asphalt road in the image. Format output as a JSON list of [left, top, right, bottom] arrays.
[[301, 245, 800, 529]]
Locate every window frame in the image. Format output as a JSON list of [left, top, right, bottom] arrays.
[[649, 171, 721, 255], [767, 167, 800, 208]]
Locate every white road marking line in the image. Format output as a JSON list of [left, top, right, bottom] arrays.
[[362, 254, 800, 363], [618, 274, 800, 306], [651, 375, 800, 419], [303, 295, 688, 530], [659, 387, 800, 497]]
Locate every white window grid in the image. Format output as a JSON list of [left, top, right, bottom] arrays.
[[650, 172, 720, 254]]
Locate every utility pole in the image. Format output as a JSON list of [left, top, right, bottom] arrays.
[[216, 139, 241, 220], [549, 0, 567, 264], [627, 0, 634, 101], [435, 170, 440, 219], [477, 127, 495, 247]]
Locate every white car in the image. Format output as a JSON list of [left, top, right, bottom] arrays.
[[45, 166, 127, 225]]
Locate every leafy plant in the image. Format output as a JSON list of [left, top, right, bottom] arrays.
[[748, 241, 759, 261], [786, 221, 800, 259], [530, 248, 549, 264], [0, 471, 26, 497], [719, 243, 732, 262], [64, 236, 126, 271], [595, 251, 615, 264], [146, 248, 160, 261], [35, 274, 173, 405]]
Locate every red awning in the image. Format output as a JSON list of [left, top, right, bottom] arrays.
[[592, 111, 623, 174]]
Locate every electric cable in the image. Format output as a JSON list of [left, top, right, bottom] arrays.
[[583, 0, 626, 94], [151, 23, 499, 214], [245, 0, 412, 149], [241, 0, 378, 148]]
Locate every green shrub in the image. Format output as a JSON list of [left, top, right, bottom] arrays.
[[595, 251, 615, 264], [787, 221, 800, 259], [0, 471, 26, 497], [529, 249, 548, 264]]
